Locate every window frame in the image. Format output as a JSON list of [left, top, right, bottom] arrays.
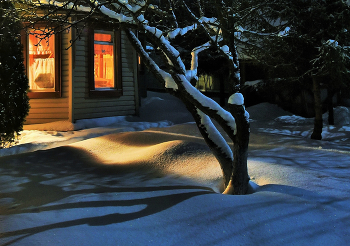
[[21, 24, 62, 99], [88, 27, 122, 98]]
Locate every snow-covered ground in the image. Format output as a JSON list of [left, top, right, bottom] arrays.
[[1, 91, 350, 245]]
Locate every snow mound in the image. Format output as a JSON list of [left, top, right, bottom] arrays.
[[142, 96, 164, 106], [74, 116, 128, 130], [127, 91, 194, 124], [274, 115, 313, 125], [333, 106, 350, 126], [71, 129, 223, 192], [247, 102, 292, 121], [273, 106, 350, 126]]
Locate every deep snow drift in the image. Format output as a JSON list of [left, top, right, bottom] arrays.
[[1, 91, 350, 245]]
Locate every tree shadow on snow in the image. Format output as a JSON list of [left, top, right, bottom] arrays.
[[0, 146, 214, 245], [257, 184, 350, 209]]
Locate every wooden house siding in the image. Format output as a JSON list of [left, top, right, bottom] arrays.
[[25, 31, 70, 125], [24, 26, 138, 125], [72, 30, 138, 121]]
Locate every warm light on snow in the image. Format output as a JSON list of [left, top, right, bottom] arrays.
[[70, 132, 222, 187], [1, 92, 350, 245]]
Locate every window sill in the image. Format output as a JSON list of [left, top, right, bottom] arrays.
[[89, 89, 123, 98], [28, 91, 61, 99]]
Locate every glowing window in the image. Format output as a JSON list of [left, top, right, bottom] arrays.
[[28, 29, 56, 91], [94, 32, 115, 89]]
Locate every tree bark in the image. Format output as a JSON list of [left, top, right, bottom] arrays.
[[311, 76, 323, 140], [327, 88, 335, 125], [219, 75, 226, 107], [182, 100, 233, 187], [223, 104, 250, 195], [125, 23, 250, 195]]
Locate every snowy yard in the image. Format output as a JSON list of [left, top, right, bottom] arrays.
[[1, 91, 350, 245]]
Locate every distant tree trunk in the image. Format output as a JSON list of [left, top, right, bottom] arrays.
[[223, 103, 250, 195], [311, 76, 323, 140], [327, 88, 335, 125], [219, 75, 226, 107]]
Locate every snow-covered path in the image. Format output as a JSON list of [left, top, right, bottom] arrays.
[[1, 92, 350, 245]]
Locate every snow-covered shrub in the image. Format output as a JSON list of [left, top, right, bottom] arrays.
[[0, 1, 29, 148], [333, 106, 350, 126]]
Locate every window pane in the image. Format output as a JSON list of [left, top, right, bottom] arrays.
[[94, 41, 115, 88], [28, 29, 55, 91], [94, 33, 112, 43]]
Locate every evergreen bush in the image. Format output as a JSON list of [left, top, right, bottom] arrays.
[[0, 0, 29, 148]]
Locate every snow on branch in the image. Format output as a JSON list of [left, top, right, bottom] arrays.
[[278, 26, 290, 37], [198, 16, 218, 25], [228, 93, 250, 121], [220, 45, 234, 62], [228, 93, 244, 105], [116, 0, 145, 13], [31, 0, 92, 12], [125, 29, 178, 90], [197, 109, 234, 160], [186, 41, 211, 82], [179, 0, 239, 81], [34, 0, 145, 24], [236, 24, 291, 39], [176, 74, 237, 135], [142, 24, 187, 74], [99, 5, 133, 22], [167, 24, 198, 39], [166, 16, 219, 40]]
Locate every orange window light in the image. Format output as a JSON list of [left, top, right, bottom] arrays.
[[28, 29, 55, 90], [94, 33, 115, 88], [94, 33, 112, 42]]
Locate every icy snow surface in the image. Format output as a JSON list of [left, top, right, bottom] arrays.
[[1, 92, 350, 245]]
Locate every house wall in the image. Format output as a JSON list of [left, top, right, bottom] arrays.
[[25, 27, 138, 124], [25, 31, 70, 125], [72, 30, 138, 121]]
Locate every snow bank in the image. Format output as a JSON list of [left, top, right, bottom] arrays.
[[333, 106, 350, 126], [247, 102, 350, 142], [23, 121, 75, 131], [1, 119, 350, 246], [247, 102, 293, 121], [1, 92, 193, 157], [71, 128, 223, 192], [274, 115, 313, 125], [274, 106, 350, 126], [1, 92, 350, 246]]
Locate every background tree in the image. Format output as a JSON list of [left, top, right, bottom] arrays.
[[236, 0, 350, 140], [17, 0, 250, 194], [0, 0, 29, 148]]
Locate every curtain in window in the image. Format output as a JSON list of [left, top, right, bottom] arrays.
[[29, 58, 55, 89], [94, 43, 114, 88], [28, 30, 55, 90]]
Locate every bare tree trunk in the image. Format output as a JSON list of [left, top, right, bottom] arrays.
[[181, 99, 233, 187], [327, 88, 335, 125], [219, 75, 226, 107], [311, 76, 323, 140], [125, 24, 250, 195], [224, 104, 250, 195]]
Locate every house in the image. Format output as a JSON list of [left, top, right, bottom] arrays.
[[20, 21, 139, 125]]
